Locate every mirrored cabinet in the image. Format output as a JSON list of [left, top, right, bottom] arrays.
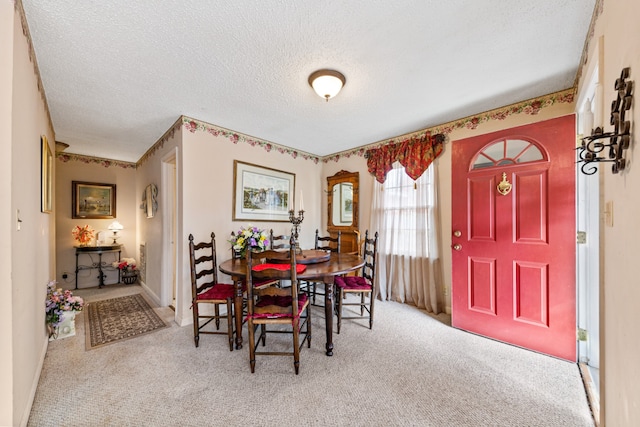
[[327, 170, 360, 253]]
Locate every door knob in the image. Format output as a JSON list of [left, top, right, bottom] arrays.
[[453, 230, 462, 237], [452, 243, 462, 251]]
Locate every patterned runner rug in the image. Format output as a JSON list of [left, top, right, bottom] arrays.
[[85, 293, 168, 350]]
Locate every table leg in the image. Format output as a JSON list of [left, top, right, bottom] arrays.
[[324, 276, 334, 356], [98, 253, 105, 288], [75, 252, 80, 290], [233, 278, 244, 349]]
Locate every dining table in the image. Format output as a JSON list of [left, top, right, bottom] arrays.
[[219, 249, 365, 356]]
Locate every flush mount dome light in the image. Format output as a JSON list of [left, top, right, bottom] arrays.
[[308, 69, 346, 101]]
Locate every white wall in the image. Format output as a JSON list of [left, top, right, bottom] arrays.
[[5, 5, 57, 426], [585, 0, 640, 424], [0, 2, 14, 424], [176, 123, 323, 325], [134, 125, 182, 306]]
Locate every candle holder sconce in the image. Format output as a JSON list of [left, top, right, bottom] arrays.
[[578, 67, 633, 175]]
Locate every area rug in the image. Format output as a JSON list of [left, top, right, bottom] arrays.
[[85, 293, 168, 350]]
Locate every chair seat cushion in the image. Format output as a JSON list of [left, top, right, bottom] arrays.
[[196, 283, 235, 301], [252, 263, 306, 274], [251, 293, 308, 318], [335, 275, 372, 291]]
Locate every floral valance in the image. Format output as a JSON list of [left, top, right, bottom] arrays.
[[365, 133, 445, 183]]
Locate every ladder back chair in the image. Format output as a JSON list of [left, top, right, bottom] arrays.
[[269, 229, 290, 250], [188, 232, 235, 350], [301, 230, 341, 306], [245, 238, 311, 374], [334, 230, 379, 334]]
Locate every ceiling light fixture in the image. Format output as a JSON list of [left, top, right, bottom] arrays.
[[308, 69, 346, 102]]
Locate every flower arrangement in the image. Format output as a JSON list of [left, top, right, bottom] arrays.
[[72, 224, 95, 246], [112, 257, 137, 273], [229, 225, 269, 257], [45, 280, 84, 336]]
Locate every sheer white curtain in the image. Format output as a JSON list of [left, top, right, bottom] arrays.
[[371, 161, 443, 314]]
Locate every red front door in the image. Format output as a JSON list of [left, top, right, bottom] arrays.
[[451, 115, 576, 361]]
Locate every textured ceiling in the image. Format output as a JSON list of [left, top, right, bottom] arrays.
[[21, 1, 596, 163]]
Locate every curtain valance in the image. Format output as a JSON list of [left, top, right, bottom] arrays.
[[365, 133, 445, 183]]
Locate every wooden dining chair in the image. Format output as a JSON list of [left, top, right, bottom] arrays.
[[269, 229, 290, 250], [334, 230, 379, 334], [245, 238, 311, 374], [300, 230, 341, 306], [188, 232, 235, 350]]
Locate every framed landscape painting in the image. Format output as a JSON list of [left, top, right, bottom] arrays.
[[233, 160, 294, 222], [72, 181, 116, 219]]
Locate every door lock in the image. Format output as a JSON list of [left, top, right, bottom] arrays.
[[452, 243, 462, 251], [453, 230, 461, 237]]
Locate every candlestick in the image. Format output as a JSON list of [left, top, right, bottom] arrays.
[[288, 208, 304, 255]]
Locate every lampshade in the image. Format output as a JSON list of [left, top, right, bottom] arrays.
[[108, 221, 124, 231], [108, 221, 123, 244], [308, 69, 346, 101]]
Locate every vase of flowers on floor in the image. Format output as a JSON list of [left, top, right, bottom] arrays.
[[113, 257, 138, 284], [45, 280, 84, 341], [72, 224, 95, 247], [229, 225, 270, 258]]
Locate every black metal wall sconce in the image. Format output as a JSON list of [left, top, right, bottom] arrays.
[[578, 67, 633, 175]]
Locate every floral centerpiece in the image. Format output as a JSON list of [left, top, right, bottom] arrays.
[[72, 224, 95, 246], [229, 225, 269, 258], [45, 280, 84, 339]]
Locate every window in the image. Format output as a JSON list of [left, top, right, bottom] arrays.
[[373, 163, 433, 257], [472, 139, 544, 169]]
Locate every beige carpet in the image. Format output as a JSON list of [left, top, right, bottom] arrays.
[[29, 284, 594, 426], [85, 293, 168, 350]]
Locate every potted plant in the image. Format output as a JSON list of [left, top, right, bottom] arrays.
[[45, 280, 84, 340], [113, 257, 138, 284]]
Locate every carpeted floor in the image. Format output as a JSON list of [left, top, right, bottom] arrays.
[[28, 284, 594, 426], [85, 293, 169, 350]]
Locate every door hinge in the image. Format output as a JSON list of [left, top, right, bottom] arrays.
[[577, 231, 587, 244], [577, 328, 588, 341]]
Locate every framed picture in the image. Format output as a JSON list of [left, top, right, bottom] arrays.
[[141, 183, 158, 218], [41, 136, 53, 213], [340, 183, 353, 223], [72, 181, 116, 219], [233, 160, 295, 222]]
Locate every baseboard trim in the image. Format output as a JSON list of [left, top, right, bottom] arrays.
[[579, 362, 600, 427], [20, 335, 48, 427]]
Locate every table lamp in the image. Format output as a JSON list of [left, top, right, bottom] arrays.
[[107, 221, 124, 244]]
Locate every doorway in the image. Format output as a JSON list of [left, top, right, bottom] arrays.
[[451, 115, 577, 361], [161, 149, 178, 317]]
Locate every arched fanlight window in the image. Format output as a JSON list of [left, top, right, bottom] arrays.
[[472, 139, 545, 170]]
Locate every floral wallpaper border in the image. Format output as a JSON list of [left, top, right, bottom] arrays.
[[574, 0, 604, 88], [181, 117, 322, 164], [57, 88, 576, 169], [323, 88, 576, 163], [56, 152, 136, 169]]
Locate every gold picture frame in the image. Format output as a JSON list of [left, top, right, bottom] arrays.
[[72, 181, 116, 219], [41, 136, 53, 213], [232, 160, 295, 222]]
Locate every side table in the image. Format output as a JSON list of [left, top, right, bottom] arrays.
[[74, 244, 123, 289]]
